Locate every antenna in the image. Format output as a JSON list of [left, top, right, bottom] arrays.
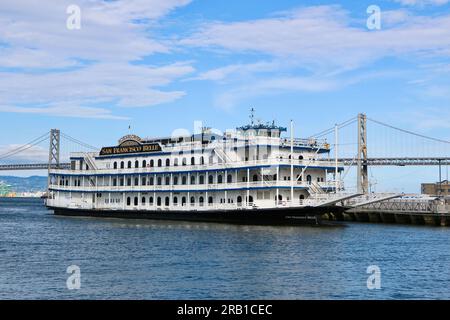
[[250, 107, 255, 126]]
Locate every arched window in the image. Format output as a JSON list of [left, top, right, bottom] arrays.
[[248, 195, 254, 203], [149, 197, 154, 205], [182, 158, 187, 166], [142, 160, 147, 167], [173, 197, 178, 205], [307, 175, 312, 184], [166, 159, 170, 167], [218, 175, 223, 184], [120, 178, 124, 186], [120, 161, 124, 169], [208, 175, 214, 184], [191, 157, 195, 165], [127, 197, 131, 206], [134, 197, 138, 206], [142, 177, 146, 185], [199, 197, 204, 206], [165, 197, 170, 206], [253, 174, 258, 182], [127, 178, 131, 186], [173, 176, 179, 185], [142, 197, 146, 205], [128, 161, 132, 168], [149, 177, 154, 185], [273, 174, 277, 181], [157, 197, 161, 206], [174, 158, 179, 166], [113, 162, 117, 169], [300, 194, 305, 200], [182, 176, 187, 185], [237, 196, 242, 204], [190, 175, 196, 185], [150, 159, 154, 167], [227, 174, 232, 183], [157, 177, 162, 185], [165, 176, 170, 185], [190, 196, 195, 205], [208, 196, 213, 204], [158, 159, 162, 167], [135, 160, 139, 168], [182, 197, 187, 206], [199, 175, 205, 184], [113, 178, 117, 186], [134, 177, 139, 186], [200, 156, 205, 165]]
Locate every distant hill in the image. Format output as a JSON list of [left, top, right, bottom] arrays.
[[0, 176, 47, 193]]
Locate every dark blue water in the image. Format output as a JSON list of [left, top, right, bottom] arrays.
[[1, 197, 450, 300]]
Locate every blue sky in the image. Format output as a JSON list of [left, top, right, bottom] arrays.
[[0, 0, 449, 192]]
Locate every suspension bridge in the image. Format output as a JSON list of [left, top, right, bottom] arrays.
[[0, 113, 449, 195]]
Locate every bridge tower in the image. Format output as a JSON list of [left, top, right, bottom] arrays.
[[357, 113, 369, 194], [48, 129, 60, 190]]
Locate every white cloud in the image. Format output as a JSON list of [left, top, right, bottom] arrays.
[[181, 6, 450, 109], [0, 144, 48, 162], [181, 6, 450, 71], [0, 104, 128, 120], [0, 0, 193, 119], [187, 61, 280, 81], [394, 0, 449, 6], [214, 76, 340, 110], [0, 62, 194, 109], [398, 108, 450, 131]]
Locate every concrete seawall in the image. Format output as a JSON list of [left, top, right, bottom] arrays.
[[322, 211, 450, 226]]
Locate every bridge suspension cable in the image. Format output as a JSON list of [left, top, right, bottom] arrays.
[[0, 132, 49, 161], [60, 132, 99, 151], [309, 116, 357, 139], [367, 117, 450, 145]]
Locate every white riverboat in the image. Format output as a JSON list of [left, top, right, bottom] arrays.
[[46, 116, 356, 225]]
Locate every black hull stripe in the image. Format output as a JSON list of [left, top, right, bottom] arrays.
[[48, 206, 345, 226]]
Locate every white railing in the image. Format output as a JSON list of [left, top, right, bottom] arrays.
[[52, 158, 342, 175], [48, 181, 336, 193]]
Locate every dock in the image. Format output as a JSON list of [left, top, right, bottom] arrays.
[[322, 196, 450, 226]]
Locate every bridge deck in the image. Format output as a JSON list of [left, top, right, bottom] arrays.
[[1, 157, 449, 171]]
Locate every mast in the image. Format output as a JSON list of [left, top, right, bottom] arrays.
[[250, 107, 255, 126], [290, 120, 294, 203], [335, 124, 339, 193]]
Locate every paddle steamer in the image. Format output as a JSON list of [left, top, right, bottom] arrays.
[[46, 114, 350, 224]]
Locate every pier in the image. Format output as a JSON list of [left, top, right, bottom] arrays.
[[323, 197, 450, 226]]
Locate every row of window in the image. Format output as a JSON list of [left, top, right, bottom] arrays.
[[57, 174, 323, 187], [109, 154, 308, 170], [103, 194, 306, 206], [121, 195, 253, 207], [112, 157, 207, 170]]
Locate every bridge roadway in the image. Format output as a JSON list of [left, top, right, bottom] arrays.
[[0, 157, 449, 171], [340, 157, 450, 166]]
